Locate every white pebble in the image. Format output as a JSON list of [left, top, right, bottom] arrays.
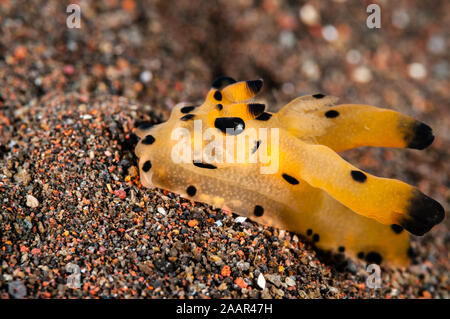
[[282, 82, 295, 95], [257, 273, 266, 289], [26, 195, 39, 208], [392, 10, 409, 29], [408, 63, 427, 79], [157, 207, 166, 215], [140, 70, 153, 83], [8, 281, 27, 299], [346, 49, 361, 65], [353, 66, 372, 83], [302, 60, 320, 80], [279, 31, 296, 49], [234, 216, 247, 223], [322, 25, 339, 42], [427, 35, 445, 54], [299, 4, 319, 26], [285, 276, 296, 287]]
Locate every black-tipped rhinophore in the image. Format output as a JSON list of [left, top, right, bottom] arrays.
[[212, 76, 237, 89], [248, 103, 266, 117], [407, 122, 435, 150], [214, 117, 245, 135], [246, 79, 263, 94], [400, 190, 445, 236]]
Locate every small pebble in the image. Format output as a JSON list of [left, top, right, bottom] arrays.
[[8, 281, 27, 299], [26, 195, 39, 208], [234, 216, 247, 223], [353, 66, 372, 83], [140, 70, 153, 83], [285, 277, 296, 287], [257, 273, 266, 289], [408, 63, 427, 79], [299, 4, 319, 26], [322, 25, 339, 42]]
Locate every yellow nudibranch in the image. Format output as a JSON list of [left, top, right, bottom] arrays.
[[135, 76, 445, 266]]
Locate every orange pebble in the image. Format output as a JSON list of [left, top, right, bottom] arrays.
[[188, 219, 198, 227]]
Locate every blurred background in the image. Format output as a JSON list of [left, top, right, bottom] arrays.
[[0, 0, 448, 298]]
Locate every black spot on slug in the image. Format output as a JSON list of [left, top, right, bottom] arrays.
[[390, 224, 404, 234], [253, 205, 264, 217], [247, 103, 265, 117], [142, 160, 152, 172], [357, 252, 365, 259], [213, 90, 222, 101], [216, 104, 223, 111], [211, 76, 236, 89], [307, 229, 313, 236], [325, 110, 339, 118], [246, 79, 263, 94], [193, 161, 217, 169], [255, 112, 272, 121], [338, 246, 345, 253], [214, 117, 245, 135], [142, 135, 155, 145], [252, 140, 261, 154], [313, 234, 320, 242], [180, 105, 196, 114], [365, 251, 383, 265], [186, 185, 197, 197], [180, 114, 195, 121], [282, 174, 299, 185], [313, 93, 325, 99], [351, 170, 367, 183]]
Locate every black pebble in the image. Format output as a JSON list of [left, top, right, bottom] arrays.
[[338, 246, 345, 253], [307, 229, 313, 236], [357, 252, 365, 259]]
